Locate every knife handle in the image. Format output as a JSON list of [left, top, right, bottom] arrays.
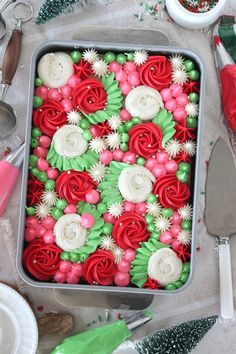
[[218, 238, 235, 322]]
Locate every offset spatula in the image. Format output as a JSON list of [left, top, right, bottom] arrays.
[[205, 137, 236, 321]]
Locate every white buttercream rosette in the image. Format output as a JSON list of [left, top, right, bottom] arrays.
[[54, 214, 87, 252], [118, 165, 156, 203], [125, 85, 164, 120], [148, 248, 182, 285], [53, 125, 88, 158], [38, 52, 74, 88]]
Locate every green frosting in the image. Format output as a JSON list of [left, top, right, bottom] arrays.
[[82, 73, 123, 124], [98, 161, 130, 207], [46, 143, 99, 172], [152, 109, 176, 147], [130, 240, 169, 288]]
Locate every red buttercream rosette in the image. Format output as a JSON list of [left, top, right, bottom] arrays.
[[33, 100, 67, 137], [112, 212, 150, 250], [128, 122, 163, 159], [27, 174, 44, 206], [22, 239, 61, 281], [139, 56, 172, 90], [56, 171, 96, 204], [153, 173, 190, 209], [83, 249, 117, 285], [74, 60, 92, 80], [72, 78, 107, 114]]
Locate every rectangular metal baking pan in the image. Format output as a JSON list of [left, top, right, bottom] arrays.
[[17, 40, 205, 295]]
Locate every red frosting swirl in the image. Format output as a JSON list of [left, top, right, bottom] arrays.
[[153, 173, 190, 209], [128, 122, 163, 159], [83, 249, 117, 285], [174, 120, 196, 143], [33, 100, 67, 137], [56, 171, 96, 204], [90, 121, 112, 138], [143, 277, 162, 289], [74, 60, 92, 80], [27, 174, 44, 206], [22, 239, 61, 281], [112, 212, 150, 250], [72, 79, 107, 114], [139, 56, 172, 90]]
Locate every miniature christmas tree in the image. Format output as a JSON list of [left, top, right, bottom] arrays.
[[135, 315, 218, 354], [36, 0, 78, 24]]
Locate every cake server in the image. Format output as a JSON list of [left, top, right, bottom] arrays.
[[205, 137, 236, 322]]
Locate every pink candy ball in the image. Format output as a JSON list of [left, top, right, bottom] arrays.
[[85, 190, 100, 204], [25, 228, 36, 242], [33, 146, 47, 159], [124, 61, 136, 73], [100, 150, 113, 165], [135, 202, 146, 215], [122, 151, 136, 164], [119, 81, 132, 96], [48, 88, 62, 102], [103, 212, 116, 224], [116, 70, 127, 82], [114, 272, 130, 287], [160, 231, 173, 244], [25, 216, 39, 229], [170, 83, 183, 97], [124, 201, 135, 212], [71, 263, 83, 277], [156, 151, 169, 164], [161, 88, 172, 102], [64, 204, 77, 214], [59, 261, 72, 273], [113, 149, 124, 161], [171, 211, 182, 225], [120, 109, 131, 122], [36, 225, 46, 238], [35, 86, 48, 100], [46, 167, 59, 180], [170, 224, 182, 238], [109, 62, 122, 73], [68, 75, 81, 88], [176, 93, 189, 107], [39, 135, 51, 149], [37, 158, 49, 172], [66, 272, 80, 284], [54, 271, 66, 283], [61, 98, 73, 112], [41, 216, 56, 230], [145, 158, 158, 170], [165, 160, 178, 173], [124, 248, 136, 262], [165, 98, 177, 112], [117, 259, 131, 273], [127, 72, 141, 87], [81, 213, 95, 229], [60, 85, 72, 99], [43, 230, 55, 244], [152, 164, 166, 178], [173, 107, 187, 122]]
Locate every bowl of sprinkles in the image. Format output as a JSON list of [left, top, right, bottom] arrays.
[[166, 0, 228, 29], [17, 41, 204, 295]]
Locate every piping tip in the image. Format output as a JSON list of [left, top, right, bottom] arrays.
[[214, 35, 234, 69], [125, 311, 152, 331], [5, 142, 25, 166]]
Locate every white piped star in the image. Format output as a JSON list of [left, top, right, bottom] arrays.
[[182, 140, 197, 156], [82, 48, 98, 63], [154, 216, 171, 233], [108, 202, 124, 218], [185, 102, 199, 117], [92, 60, 108, 77], [67, 110, 82, 125], [111, 246, 124, 264], [108, 115, 122, 131], [41, 190, 58, 206], [169, 54, 184, 70], [146, 202, 162, 217], [177, 230, 191, 245], [88, 162, 105, 183], [100, 235, 115, 251], [178, 204, 193, 221], [133, 50, 148, 66], [35, 203, 51, 220], [105, 133, 121, 150], [165, 138, 182, 158], [89, 137, 107, 153], [172, 68, 188, 85]]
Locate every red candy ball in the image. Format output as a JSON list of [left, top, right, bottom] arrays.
[[114, 272, 130, 287], [54, 271, 66, 283], [41, 216, 56, 230], [39, 135, 51, 148], [46, 167, 59, 180], [25, 228, 36, 242], [117, 259, 131, 273]]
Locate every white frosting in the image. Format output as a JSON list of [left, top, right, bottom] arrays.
[[38, 52, 74, 88], [148, 248, 182, 286], [54, 214, 87, 252], [118, 165, 156, 203], [53, 125, 88, 158], [125, 86, 164, 120]]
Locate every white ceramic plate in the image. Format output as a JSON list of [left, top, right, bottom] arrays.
[[0, 282, 38, 354]]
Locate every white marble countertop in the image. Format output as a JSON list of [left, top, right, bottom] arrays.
[[0, 1, 236, 353]]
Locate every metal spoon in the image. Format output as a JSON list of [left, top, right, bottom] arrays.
[[0, 0, 16, 40]]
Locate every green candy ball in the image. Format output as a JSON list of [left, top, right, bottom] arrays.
[[137, 157, 146, 166], [37, 172, 48, 183], [120, 143, 128, 152], [70, 252, 80, 263], [52, 208, 63, 220], [44, 179, 55, 190], [132, 117, 141, 125], [97, 203, 107, 214], [60, 252, 70, 261], [32, 127, 42, 138], [31, 167, 39, 177], [181, 220, 192, 230], [124, 121, 133, 131], [189, 92, 199, 103], [83, 130, 92, 141], [147, 223, 156, 233], [184, 59, 195, 72], [126, 53, 134, 61], [70, 50, 82, 63], [182, 262, 191, 273], [121, 132, 129, 143], [31, 138, 39, 148], [35, 78, 43, 87], [33, 96, 43, 109], [145, 215, 153, 224], [165, 284, 176, 291], [56, 199, 68, 210], [104, 52, 116, 63], [178, 162, 190, 173], [80, 118, 90, 129], [174, 280, 183, 289], [186, 117, 198, 128], [103, 223, 113, 235], [188, 69, 200, 81], [116, 54, 126, 65], [176, 170, 189, 183], [181, 273, 189, 283], [29, 154, 38, 167], [150, 231, 160, 240], [162, 208, 173, 218], [147, 194, 157, 203], [26, 206, 35, 216]]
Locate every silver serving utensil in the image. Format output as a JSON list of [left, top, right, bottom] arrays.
[[205, 137, 236, 322]]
